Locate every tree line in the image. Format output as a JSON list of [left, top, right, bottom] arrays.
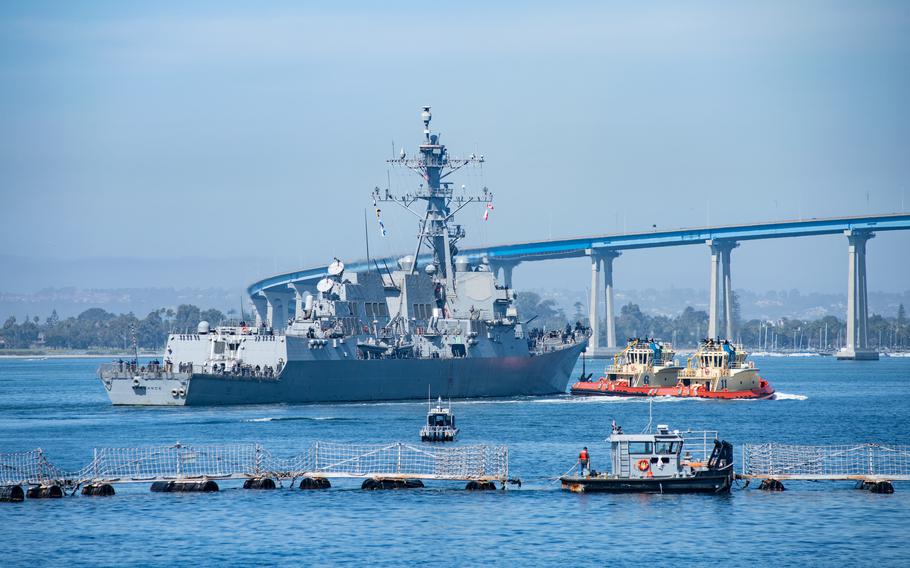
[[0, 305, 232, 350], [2, 295, 907, 351]]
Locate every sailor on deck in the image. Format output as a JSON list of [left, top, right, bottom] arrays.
[[579, 447, 590, 476]]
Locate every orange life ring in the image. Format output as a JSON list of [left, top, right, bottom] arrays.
[[637, 459, 650, 472]]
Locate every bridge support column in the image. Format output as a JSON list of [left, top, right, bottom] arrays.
[[290, 283, 310, 321], [263, 289, 293, 329], [838, 230, 878, 360], [586, 249, 602, 351], [491, 260, 520, 288], [708, 242, 720, 339], [708, 240, 737, 340], [602, 250, 621, 349], [501, 261, 518, 288], [250, 295, 268, 327]]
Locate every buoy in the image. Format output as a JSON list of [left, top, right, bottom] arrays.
[[758, 478, 785, 491], [862, 480, 895, 494], [150, 480, 219, 493], [26, 485, 64, 499], [0, 485, 25, 502], [81, 483, 115, 496], [242, 477, 277, 490], [361, 478, 424, 490], [299, 477, 331, 490], [465, 480, 497, 491]]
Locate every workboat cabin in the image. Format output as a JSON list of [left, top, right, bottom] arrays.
[[420, 397, 458, 442], [561, 423, 734, 494]]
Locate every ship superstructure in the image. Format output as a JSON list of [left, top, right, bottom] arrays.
[[99, 108, 587, 405]]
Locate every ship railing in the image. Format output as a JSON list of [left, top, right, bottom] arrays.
[[97, 362, 186, 379], [100, 361, 283, 380], [741, 443, 910, 481], [680, 430, 720, 464]]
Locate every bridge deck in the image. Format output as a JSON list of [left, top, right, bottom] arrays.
[[247, 212, 910, 296]]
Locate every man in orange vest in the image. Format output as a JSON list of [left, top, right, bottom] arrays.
[[579, 447, 590, 476]]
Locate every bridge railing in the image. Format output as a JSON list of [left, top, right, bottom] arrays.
[[742, 443, 910, 480]]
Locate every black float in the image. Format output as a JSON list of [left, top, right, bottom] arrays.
[[0, 485, 25, 502], [150, 480, 219, 493], [758, 479, 786, 491], [465, 481, 497, 491], [299, 477, 331, 490], [243, 477, 277, 490], [27, 485, 64, 499], [81, 483, 116, 496], [361, 478, 424, 490]]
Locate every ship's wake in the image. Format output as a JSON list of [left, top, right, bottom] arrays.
[[772, 392, 808, 401]]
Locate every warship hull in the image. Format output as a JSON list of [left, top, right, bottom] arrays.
[[102, 342, 585, 406]]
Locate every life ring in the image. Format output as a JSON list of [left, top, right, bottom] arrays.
[[637, 459, 650, 472]]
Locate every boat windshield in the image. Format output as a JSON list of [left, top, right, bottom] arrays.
[[428, 414, 451, 427], [655, 441, 680, 454], [628, 442, 653, 454]]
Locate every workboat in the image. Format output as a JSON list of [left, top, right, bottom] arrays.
[[571, 338, 774, 400], [420, 396, 458, 442], [560, 423, 734, 494], [97, 107, 587, 405], [570, 338, 680, 395]]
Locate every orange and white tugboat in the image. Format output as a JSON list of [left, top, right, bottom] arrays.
[[571, 338, 775, 400], [571, 338, 682, 396]]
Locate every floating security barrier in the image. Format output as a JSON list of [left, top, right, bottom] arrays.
[[150, 480, 219, 493], [299, 477, 331, 490], [361, 478, 424, 490], [81, 483, 115, 496], [27, 485, 63, 499], [242, 477, 277, 490], [0, 485, 25, 502]]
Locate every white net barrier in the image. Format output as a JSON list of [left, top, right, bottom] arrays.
[[286, 443, 509, 480], [79, 444, 267, 482], [1, 443, 510, 484], [743, 443, 910, 478], [0, 449, 67, 486]]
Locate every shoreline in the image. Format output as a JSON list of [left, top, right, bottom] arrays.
[[0, 353, 160, 360]]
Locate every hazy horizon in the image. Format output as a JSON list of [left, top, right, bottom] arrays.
[[2, 1, 908, 296]]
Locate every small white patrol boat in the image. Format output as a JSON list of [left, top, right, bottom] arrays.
[[420, 396, 458, 442]]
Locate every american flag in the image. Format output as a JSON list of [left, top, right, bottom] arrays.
[[483, 201, 494, 221]]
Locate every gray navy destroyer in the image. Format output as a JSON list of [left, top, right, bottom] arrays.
[[99, 107, 587, 405]]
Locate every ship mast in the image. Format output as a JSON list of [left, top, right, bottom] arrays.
[[373, 107, 490, 296]]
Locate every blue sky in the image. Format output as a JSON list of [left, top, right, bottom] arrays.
[[1, 1, 908, 294]]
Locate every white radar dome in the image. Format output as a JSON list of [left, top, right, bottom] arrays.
[[197, 321, 210, 334]]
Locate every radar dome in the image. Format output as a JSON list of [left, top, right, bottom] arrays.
[[197, 321, 210, 334], [398, 255, 415, 271], [425, 264, 437, 275]]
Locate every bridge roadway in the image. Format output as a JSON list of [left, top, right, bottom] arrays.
[[247, 212, 910, 360]]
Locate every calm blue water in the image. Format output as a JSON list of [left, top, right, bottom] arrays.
[[1, 356, 909, 567]]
